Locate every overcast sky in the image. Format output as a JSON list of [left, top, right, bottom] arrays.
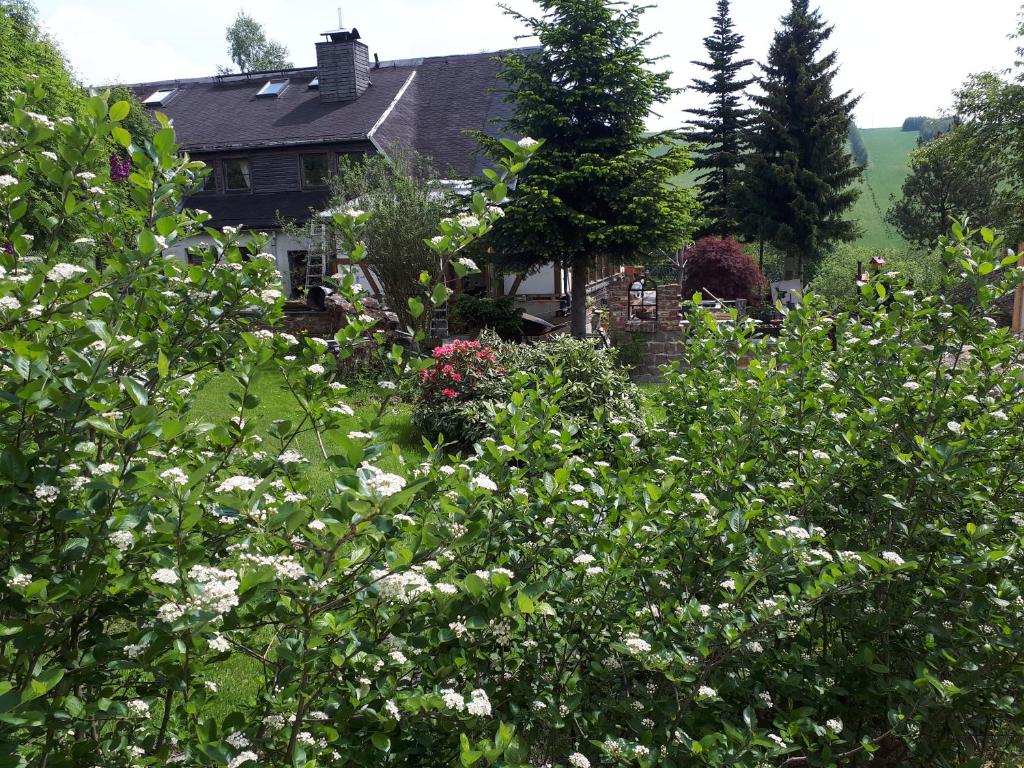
[[32, 0, 1021, 130]]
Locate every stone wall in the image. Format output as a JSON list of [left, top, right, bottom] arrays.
[[606, 272, 685, 380]]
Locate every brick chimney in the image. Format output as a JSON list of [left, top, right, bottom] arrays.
[[316, 25, 370, 104]]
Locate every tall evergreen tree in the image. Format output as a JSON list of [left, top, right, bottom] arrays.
[[480, 0, 699, 337], [738, 0, 861, 280], [686, 0, 753, 236]]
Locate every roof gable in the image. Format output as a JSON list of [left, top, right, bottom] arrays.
[[127, 48, 531, 178]]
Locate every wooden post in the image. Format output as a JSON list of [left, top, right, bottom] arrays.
[[1013, 246, 1024, 335]]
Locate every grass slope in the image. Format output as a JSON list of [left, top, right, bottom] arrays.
[[850, 127, 920, 251]]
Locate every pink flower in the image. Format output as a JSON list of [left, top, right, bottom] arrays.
[[442, 388, 457, 399]]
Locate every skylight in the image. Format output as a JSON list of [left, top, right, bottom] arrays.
[[143, 88, 176, 106], [256, 80, 289, 98]]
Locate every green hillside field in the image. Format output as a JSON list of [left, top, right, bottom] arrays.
[[851, 127, 920, 250]]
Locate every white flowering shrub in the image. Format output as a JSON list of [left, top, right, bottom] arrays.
[[0, 82, 541, 766], [3, 79, 1023, 768]]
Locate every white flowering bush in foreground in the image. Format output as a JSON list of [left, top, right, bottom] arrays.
[[2, 79, 1023, 768], [0, 81, 538, 766]]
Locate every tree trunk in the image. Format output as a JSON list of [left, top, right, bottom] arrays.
[[570, 259, 589, 338]]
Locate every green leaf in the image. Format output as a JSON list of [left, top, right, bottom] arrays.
[[158, 350, 169, 379], [153, 127, 176, 155], [432, 283, 451, 307], [111, 126, 132, 148], [120, 376, 149, 406], [408, 297, 425, 319], [108, 100, 130, 122], [371, 733, 391, 752], [516, 591, 535, 614]]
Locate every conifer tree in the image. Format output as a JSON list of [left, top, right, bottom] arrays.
[[686, 0, 753, 236], [738, 0, 861, 280], [480, 0, 699, 337]]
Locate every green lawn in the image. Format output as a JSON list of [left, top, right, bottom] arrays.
[[191, 372, 425, 494], [850, 127, 920, 250]]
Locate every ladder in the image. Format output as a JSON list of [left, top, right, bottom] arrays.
[[304, 222, 328, 291], [430, 307, 449, 338]]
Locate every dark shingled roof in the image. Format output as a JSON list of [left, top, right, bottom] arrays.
[[128, 48, 529, 178]]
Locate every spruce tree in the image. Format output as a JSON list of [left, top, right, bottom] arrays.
[[738, 0, 861, 280], [480, 0, 699, 337], [686, 0, 754, 236]]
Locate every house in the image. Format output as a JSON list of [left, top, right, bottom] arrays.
[[128, 24, 615, 324]]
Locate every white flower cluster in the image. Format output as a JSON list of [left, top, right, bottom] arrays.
[[216, 476, 260, 494], [46, 263, 87, 282], [372, 569, 432, 603], [470, 473, 497, 492], [158, 565, 239, 622], [108, 530, 134, 552], [361, 464, 407, 497], [440, 688, 466, 712], [278, 449, 305, 465], [465, 688, 491, 716], [126, 699, 150, 718], [239, 552, 306, 580], [568, 753, 590, 768], [7, 573, 32, 589], [34, 484, 59, 503], [623, 633, 651, 655], [160, 467, 189, 486]]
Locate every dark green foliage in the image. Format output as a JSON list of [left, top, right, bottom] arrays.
[[806, 243, 943, 303], [948, 66, 1024, 243], [450, 295, 524, 340], [737, 0, 862, 280], [919, 116, 955, 141], [220, 10, 291, 74], [0, 0, 84, 231], [886, 131, 1001, 248], [0, 2, 151, 247], [609, 330, 647, 369], [685, 0, 753, 236], [480, 0, 700, 337], [106, 85, 155, 145], [901, 116, 928, 132], [0, 1, 82, 124], [899, 116, 954, 141], [848, 122, 868, 166]]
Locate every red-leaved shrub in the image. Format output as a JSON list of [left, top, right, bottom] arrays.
[[681, 236, 768, 302]]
